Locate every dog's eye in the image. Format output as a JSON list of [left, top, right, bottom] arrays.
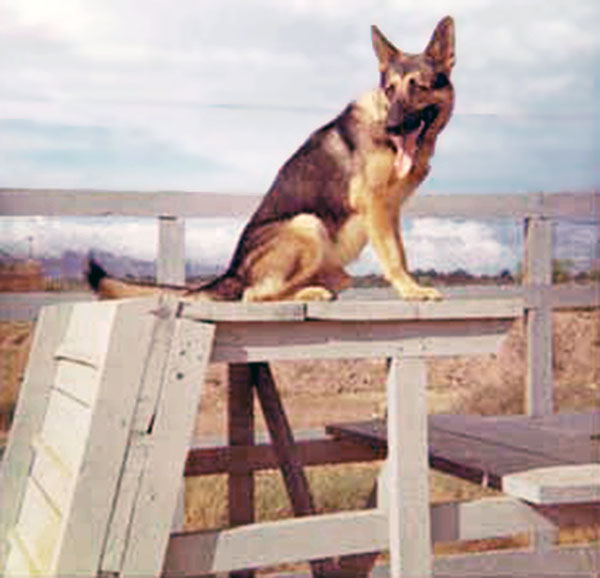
[[432, 72, 449, 89], [384, 84, 396, 99]]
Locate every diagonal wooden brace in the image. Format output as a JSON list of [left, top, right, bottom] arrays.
[[250, 362, 339, 577]]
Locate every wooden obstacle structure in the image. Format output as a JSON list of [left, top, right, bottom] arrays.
[[0, 298, 214, 577], [1, 295, 599, 577]]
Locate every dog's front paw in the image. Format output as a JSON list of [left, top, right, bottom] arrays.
[[394, 282, 442, 301]]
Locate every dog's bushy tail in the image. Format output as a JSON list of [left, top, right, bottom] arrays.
[[85, 258, 244, 301], [186, 273, 244, 301], [86, 258, 108, 292]]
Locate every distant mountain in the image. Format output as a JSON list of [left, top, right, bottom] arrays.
[[30, 250, 223, 280]]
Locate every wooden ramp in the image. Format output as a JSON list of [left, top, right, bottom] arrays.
[[0, 297, 214, 578]]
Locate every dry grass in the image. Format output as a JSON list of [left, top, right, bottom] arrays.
[[0, 321, 32, 428], [185, 463, 382, 531]]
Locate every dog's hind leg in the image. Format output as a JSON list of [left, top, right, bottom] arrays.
[[242, 214, 347, 302]]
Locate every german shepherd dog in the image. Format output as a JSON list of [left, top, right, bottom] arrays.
[[88, 17, 455, 302]]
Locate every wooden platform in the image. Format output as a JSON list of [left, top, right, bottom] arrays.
[[327, 411, 600, 504]]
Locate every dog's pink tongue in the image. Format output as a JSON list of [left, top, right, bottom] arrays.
[[394, 126, 421, 179]]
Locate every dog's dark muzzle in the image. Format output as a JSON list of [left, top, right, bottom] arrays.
[[386, 104, 439, 138]]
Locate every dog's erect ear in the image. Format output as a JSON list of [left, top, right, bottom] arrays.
[[372, 25, 400, 69], [425, 16, 455, 71]]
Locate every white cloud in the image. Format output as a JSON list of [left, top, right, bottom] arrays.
[[405, 219, 516, 274], [186, 218, 245, 267], [352, 218, 517, 276], [0, 217, 158, 260]]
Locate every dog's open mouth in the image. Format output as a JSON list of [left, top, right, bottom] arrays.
[[387, 105, 438, 178]]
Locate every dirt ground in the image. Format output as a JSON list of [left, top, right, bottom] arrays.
[[1, 310, 598, 438]]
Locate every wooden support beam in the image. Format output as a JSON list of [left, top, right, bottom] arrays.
[[164, 497, 568, 576], [210, 318, 515, 363], [227, 364, 255, 578], [118, 316, 215, 578], [250, 363, 338, 577], [524, 216, 554, 416], [433, 544, 600, 576], [386, 357, 432, 578], [157, 216, 185, 286], [3, 189, 598, 220], [184, 438, 385, 476], [165, 509, 388, 576]]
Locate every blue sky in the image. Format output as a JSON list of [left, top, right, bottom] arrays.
[[0, 0, 598, 274]]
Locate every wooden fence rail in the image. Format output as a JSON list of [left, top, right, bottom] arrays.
[[1, 188, 599, 416]]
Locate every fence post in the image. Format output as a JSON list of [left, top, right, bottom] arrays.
[[523, 216, 553, 416], [386, 356, 432, 578], [157, 216, 186, 285], [157, 215, 186, 533]]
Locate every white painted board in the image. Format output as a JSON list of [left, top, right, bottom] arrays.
[[503, 464, 600, 504]]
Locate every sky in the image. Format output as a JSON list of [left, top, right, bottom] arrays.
[[0, 0, 598, 275]]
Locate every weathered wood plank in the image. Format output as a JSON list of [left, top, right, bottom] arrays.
[[2, 189, 597, 219], [185, 298, 524, 324], [157, 216, 185, 285], [327, 416, 577, 488], [184, 438, 385, 476], [184, 287, 597, 320], [430, 497, 556, 543], [539, 191, 600, 220], [0, 304, 73, 571], [431, 413, 598, 465], [343, 284, 598, 309], [428, 429, 562, 487], [100, 299, 179, 572], [434, 544, 600, 576], [306, 298, 522, 321], [181, 300, 306, 322], [52, 298, 163, 577], [529, 410, 600, 433], [403, 192, 536, 218], [326, 420, 387, 450], [503, 464, 600, 504], [385, 357, 432, 578], [5, 300, 159, 577], [119, 318, 214, 578], [164, 510, 388, 575], [540, 283, 600, 309], [163, 496, 565, 575], [524, 216, 554, 416], [211, 318, 514, 362], [0, 188, 262, 217]]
